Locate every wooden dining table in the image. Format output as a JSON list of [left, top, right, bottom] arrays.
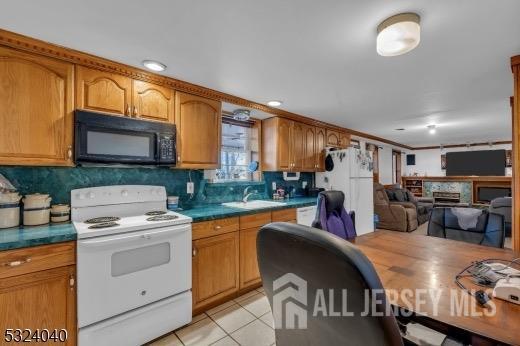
[[352, 230, 520, 345]]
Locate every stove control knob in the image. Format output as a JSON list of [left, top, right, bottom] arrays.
[[121, 190, 129, 197], [87, 192, 95, 199]]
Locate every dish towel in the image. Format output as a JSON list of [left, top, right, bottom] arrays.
[[451, 208, 482, 230]]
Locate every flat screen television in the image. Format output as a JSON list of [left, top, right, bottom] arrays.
[[446, 150, 506, 176]]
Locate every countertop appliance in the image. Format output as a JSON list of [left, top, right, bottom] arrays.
[[297, 206, 317, 227], [72, 185, 192, 346], [316, 146, 374, 235], [75, 110, 176, 166]]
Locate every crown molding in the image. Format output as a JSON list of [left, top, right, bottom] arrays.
[[0, 28, 414, 150], [511, 55, 520, 69], [412, 140, 512, 151]]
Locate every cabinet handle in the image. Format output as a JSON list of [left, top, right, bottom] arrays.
[[192, 248, 197, 257], [69, 274, 75, 290], [126, 105, 131, 116], [214, 225, 222, 230], [3, 258, 31, 267], [177, 156, 181, 162], [133, 106, 138, 117], [67, 145, 72, 160]]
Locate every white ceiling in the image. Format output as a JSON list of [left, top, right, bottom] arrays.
[[2, 0, 519, 147]]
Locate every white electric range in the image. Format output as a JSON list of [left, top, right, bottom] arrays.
[[72, 185, 192, 346]]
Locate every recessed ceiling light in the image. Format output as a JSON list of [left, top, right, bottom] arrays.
[[427, 124, 436, 134], [267, 100, 283, 107], [377, 13, 421, 57], [142, 60, 167, 72]]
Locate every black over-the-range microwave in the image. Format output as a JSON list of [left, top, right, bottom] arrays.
[[74, 110, 176, 166]]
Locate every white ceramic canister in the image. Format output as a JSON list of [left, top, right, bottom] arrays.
[[0, 192, 22, 229], [23, 193, 52, 226], [50, 204, 70, 223]]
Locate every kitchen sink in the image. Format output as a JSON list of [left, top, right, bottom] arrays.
[[222, 200, 287, 210]]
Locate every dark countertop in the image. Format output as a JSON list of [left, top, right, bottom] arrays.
[[177, 197, 317, 222], [0, 222, 77, 251], [0, 198, 317, 251]]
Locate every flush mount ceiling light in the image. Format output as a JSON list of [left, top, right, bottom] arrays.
[[427, 124, 436, 134], [232, 109, 251, 121], [377, 13, 421, 57], [267, 100, 283, 107], [142, 60, 167, 72]]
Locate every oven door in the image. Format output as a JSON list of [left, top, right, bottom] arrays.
[[77, 224, 191, 327], [76, 123, 158, 164]]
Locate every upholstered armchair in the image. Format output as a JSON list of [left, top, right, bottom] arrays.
[[385, 186, 432, 225], [373, 183, 418, 232]]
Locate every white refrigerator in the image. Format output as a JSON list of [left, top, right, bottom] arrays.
[[315, 146, 374, 235]]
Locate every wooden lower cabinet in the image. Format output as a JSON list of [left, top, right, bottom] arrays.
[[0, 242, 76, 346], [239, 227, 262, 290], [192, 232, 239, 311]]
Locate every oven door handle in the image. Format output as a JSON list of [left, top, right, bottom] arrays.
[[79, 225, 190, 248]]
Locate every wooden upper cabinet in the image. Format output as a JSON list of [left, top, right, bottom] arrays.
[[132, 80, 173, 122], [175, 92, 221, 169], [290, 121, 305, 171], [302, 124, 316, 171], [326, 129, 341, 147], [276, 117, 292, 171], [315, 127, 326, 171], [0, 47, 74, 166], [76, 65, 132, 116], [339, 131, 351, 148]]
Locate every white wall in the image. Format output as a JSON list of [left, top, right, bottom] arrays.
[[403, 144, 512, 177]]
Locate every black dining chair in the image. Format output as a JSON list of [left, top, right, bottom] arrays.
[[427, 207, 505, 248], [256, 222, 404, 346]]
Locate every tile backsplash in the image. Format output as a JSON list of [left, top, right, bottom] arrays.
[[0, 166, 314, 208], [0, 166, 204, 205]]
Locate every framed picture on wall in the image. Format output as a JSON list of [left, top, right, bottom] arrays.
[[506, 149, 512, 167], [441, 154, 447, 170]]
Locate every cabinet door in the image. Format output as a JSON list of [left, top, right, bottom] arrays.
[[339, 132, 351, 148], [315, 127, 326, 171], [302, 124, 316, 171], [76, 65, 132, 116], [291, 121, 305, 171], [0, 47, 74, 166], [175, 92, 221, 168], [326, 129, 341, 147], [239, 227, 262, 289], [275, 118, 292, 171], [192, 232, 239, 310], [132, 80, 173, 122], [0, 266, 76, 345]]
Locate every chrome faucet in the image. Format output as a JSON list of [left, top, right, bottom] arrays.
[[243, 186, 258, 203]]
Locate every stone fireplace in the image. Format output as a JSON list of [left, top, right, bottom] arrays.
[[433, 191, 461, 204]]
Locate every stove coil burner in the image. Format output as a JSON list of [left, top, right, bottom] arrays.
[[146, 215, 178, 222], [145, 211, 167, 216], [84, 216, 121, 224], [87, 221, 120, 229]]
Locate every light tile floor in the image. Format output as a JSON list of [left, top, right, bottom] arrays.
[[149, 288, 275, 346]]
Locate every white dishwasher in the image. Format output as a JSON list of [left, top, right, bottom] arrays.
[[296, 206, 317, 226]]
